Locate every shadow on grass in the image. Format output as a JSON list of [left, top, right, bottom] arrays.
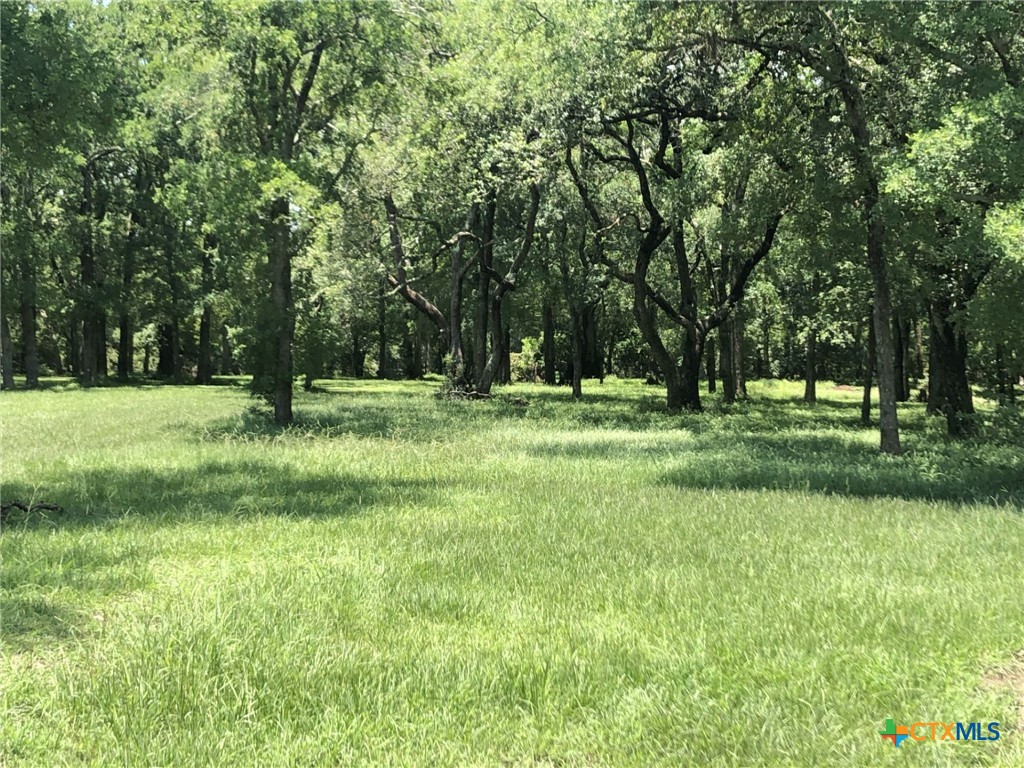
[[528, 429, 1022, 507], [0, 457, 437, 532], [1, 458, 439, 648], [661, 431, 1023, 507]]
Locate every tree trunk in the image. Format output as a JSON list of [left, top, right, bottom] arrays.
[[264, 197, 293, 422], [96, 313, 108, 378], [582, 303, 600, 378], [474, 188, 496, 385], [568, 308, 584, 400], [350, 333, 365, 378], [157, 324, 174, 377], [499, 324, 511, 384], [20, 260, 39, 389], [927, 326, 943, 416], [680, 329, 702, 411], [196, 233, 215, 385], [732, 309, 747, 399], [928, 302, 975, 438], [377, 280, 388, 379], [68, 323, 80, 376], [197, 307, 212, 384], [720, 321, 735, 403], [448, 207, 477, 382], [542, 299, 556, 385], [476, 183, 540, 394], [912, 321, 925, 380], [893, 312, 909, 401], [861, 318, 875, 426], [117, 309, 133, 381], [804, 325, 817, 404], [1, 313, 14, 390], [706, 336, 717, 394]]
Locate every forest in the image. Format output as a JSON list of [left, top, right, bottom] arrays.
[[2, 0, 1022, 451], [2, 3, 1024, 766]]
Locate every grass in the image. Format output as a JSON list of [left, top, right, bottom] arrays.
[[1, 376, 1022, 767]]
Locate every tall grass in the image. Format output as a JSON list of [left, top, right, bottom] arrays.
[[2, 377, 1022, 766]]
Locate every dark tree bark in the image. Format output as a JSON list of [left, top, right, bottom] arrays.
[[706, 336, 717, 393], [732, 309, 748, 399], [830, 24, 901, 453], [474, 186, 497, 386], [928, 300, 975, 437], [349, 333, 366, 379], [893, 312, 910, 402], [731, 11, 901, 451], [861, 318, 876, 426], [720, 321, 735, 403], [582, 303, 601, 378], [377, 280, 388, 379], [449, 206, 479, 381], [68, 323, 80, 376], [804, 325, 817, 404], [79, 162, 101, 386], [477, 183, 541, 395], [383, 194, 484, 385], [567, 126, 779, 412], [542, 299, 556, 385], [157, 324, 175, 377], [196, 233, 216, 385], [569, 308, 584, 400], [498, 325, 511, 384], [1, 313, 14, 390], [20, 258, 39, 389], [117, 270, 133, 382], [266, 196, 293, 422]]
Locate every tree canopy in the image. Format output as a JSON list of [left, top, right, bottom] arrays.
[[2, 0, 1021, 451]]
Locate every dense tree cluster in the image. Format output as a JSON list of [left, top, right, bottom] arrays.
[[2, 1, 1021, 452]]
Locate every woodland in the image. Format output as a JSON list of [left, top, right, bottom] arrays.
[[1, 1, 1022, 453], [3, 4, 1024, 766]]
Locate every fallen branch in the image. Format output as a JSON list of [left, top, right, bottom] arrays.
[[1, 499, 65, 523]]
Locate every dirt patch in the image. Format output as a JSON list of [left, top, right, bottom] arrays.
[[982, 649, 1024, 734], [833, 385, 858, 391]]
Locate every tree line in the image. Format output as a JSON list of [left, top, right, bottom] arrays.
[[2, 1, 1022, 453]]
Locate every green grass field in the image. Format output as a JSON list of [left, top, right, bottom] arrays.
[[2, 377, 1022, 766]]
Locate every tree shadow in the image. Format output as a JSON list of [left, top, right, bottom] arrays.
[[528, 428, 1023, 507], [1, 459, 439, 649], [1, 458, 436, 532]]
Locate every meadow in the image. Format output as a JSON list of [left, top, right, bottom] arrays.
[[1, 377, 1022, 767]]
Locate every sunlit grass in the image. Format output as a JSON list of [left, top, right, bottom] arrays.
[[2, 377, 1022, 766]]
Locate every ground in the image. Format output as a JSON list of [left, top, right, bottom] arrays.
[[1, 377, 1022, 767]]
